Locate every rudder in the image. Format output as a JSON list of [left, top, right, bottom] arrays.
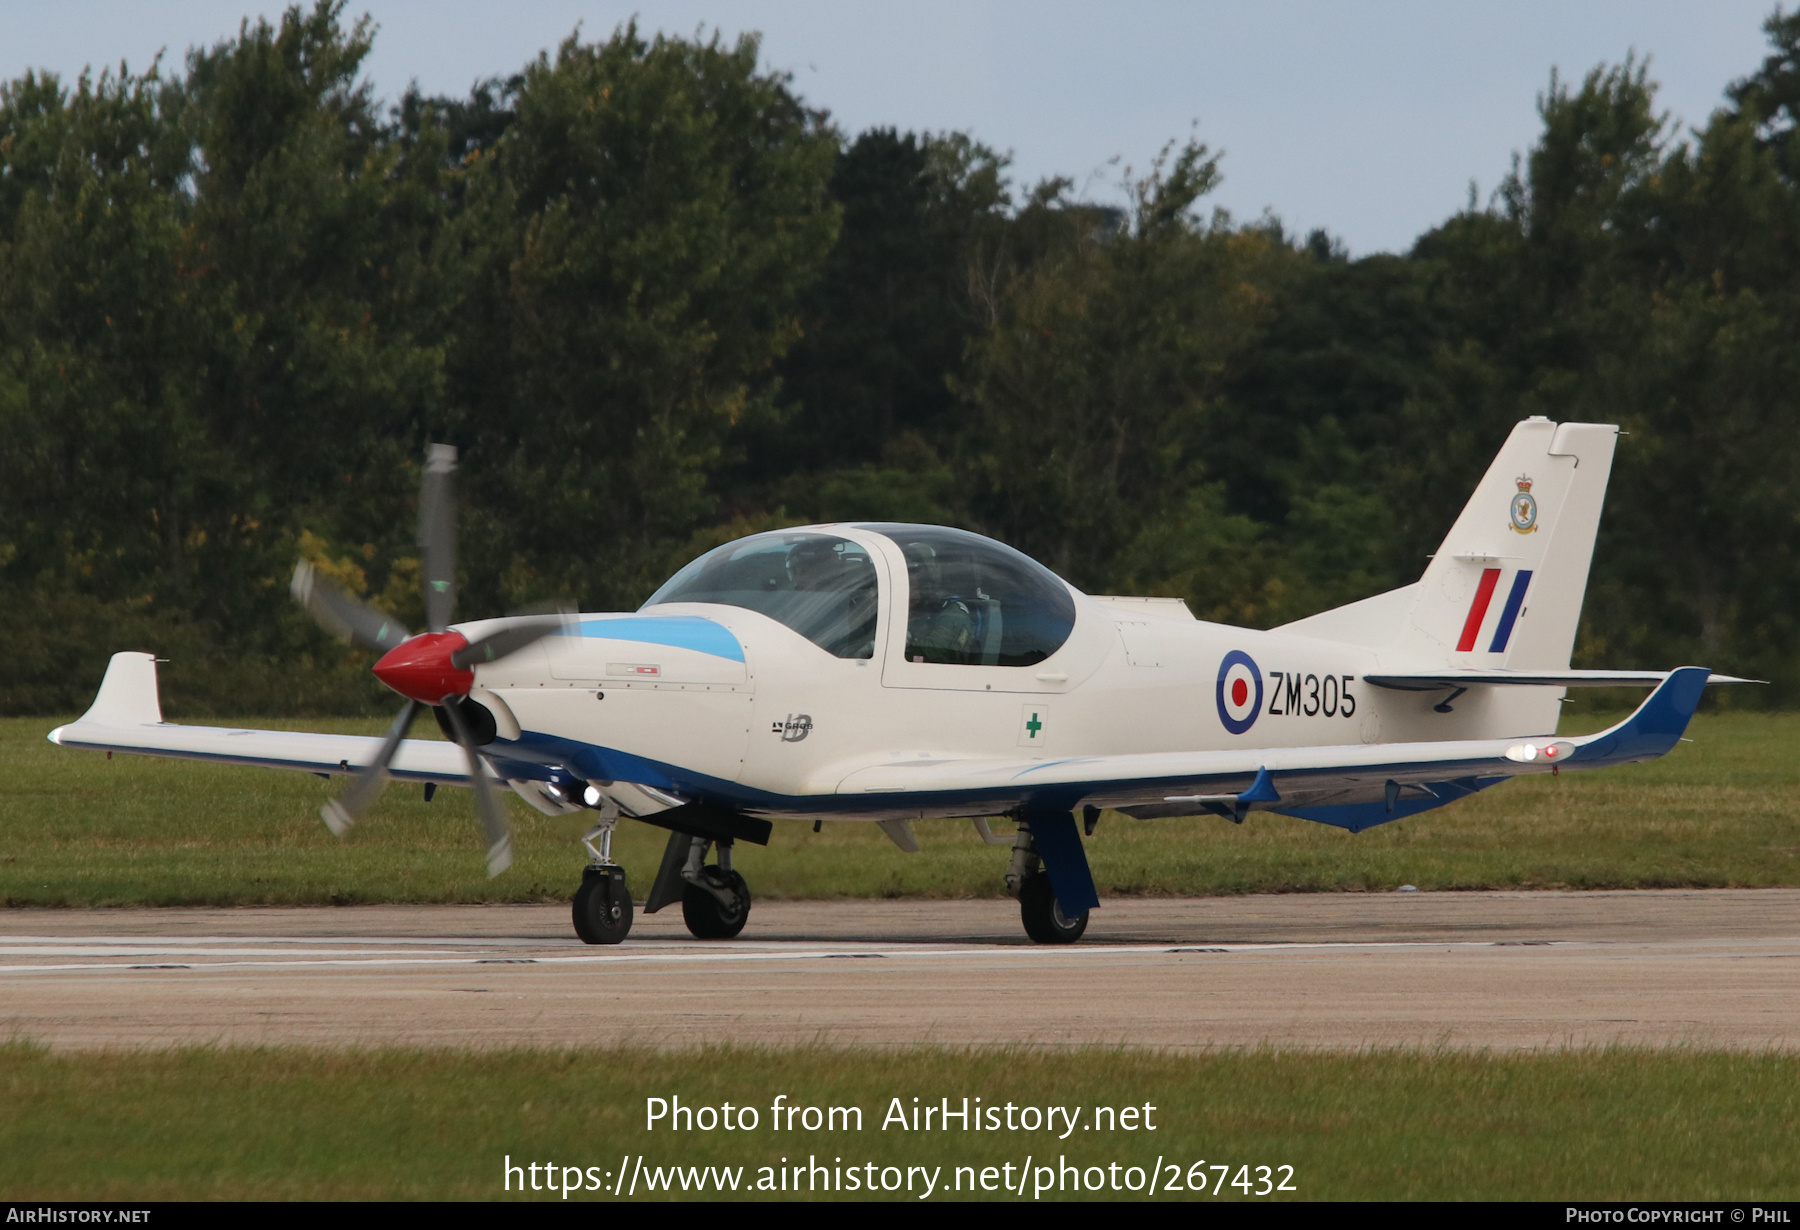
[[1400, 417, 1618, 669], [1274, 416, 1618, 671]]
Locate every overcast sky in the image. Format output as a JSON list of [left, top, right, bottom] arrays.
[[1, 2, 1782, 254]]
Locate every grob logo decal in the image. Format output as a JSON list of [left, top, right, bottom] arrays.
[[771, 714, 812, 742], [1216, 650, 1263, 735]]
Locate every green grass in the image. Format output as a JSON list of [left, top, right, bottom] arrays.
[[2, 711, 1797, 906], [1, 1043, 1794, 1200]]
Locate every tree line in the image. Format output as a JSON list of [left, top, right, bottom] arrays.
[[2, 1, 1796, 714]]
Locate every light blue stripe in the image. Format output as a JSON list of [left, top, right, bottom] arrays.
[[578, 616, 745, 662]]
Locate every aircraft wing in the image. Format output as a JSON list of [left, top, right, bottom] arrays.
[[829, 666, 1716, 815], [1364, 668, 1757, 690], [48, 652, 479, 784], [53, 654, 1719, 826]]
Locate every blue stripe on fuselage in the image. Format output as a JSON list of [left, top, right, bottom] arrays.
[[577, 615, 744, 662], [487, 729, 1532, 824]]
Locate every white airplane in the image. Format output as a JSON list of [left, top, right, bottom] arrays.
[[50, 419, 1751, 944]]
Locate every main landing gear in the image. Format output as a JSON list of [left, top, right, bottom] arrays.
[[654, 832, 751, 939], [1003, 814, 1098, 944], [679, 850, 752, 939], [1017, 873, 1088, 943]]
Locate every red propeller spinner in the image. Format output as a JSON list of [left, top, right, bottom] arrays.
[[289, 444, 533, 878], [289, 444, 565, 877], [370, 631, 475, 705]]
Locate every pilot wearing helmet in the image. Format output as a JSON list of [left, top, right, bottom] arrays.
[[904, 541, 982, 662]]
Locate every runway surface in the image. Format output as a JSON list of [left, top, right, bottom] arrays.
[[3, 889, 1797, 1051]]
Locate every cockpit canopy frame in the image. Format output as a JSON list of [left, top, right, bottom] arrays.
[[643, 523, 1077, 668]]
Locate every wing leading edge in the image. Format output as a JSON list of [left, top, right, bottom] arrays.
[[49, 652, 477, 784]]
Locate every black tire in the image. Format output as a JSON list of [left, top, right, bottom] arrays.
[[1019, 873, 1088, 944], [572, 867, 633, 945], [681, 867, 751, 939]]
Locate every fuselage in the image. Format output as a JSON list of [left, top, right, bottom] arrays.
[[461, 524, 1563, 821]]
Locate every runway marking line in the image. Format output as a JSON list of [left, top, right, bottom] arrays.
[[0, 935, 570, 948], [1, 936, 1796, 977]]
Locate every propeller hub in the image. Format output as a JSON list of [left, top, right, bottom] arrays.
[[372, 631, 475, 704]]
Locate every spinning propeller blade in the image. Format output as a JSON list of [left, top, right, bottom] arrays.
[[290, 562, 411, 653], [320, 698, 422, 836], [450, 611, 572, 670], [291, 440, 513, 875], [419, 443, 457, 634], [441, 697, 513, 877]]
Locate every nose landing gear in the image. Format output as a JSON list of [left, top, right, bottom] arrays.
[[571, 799, 633, 945], [573, 864, 633, 944]]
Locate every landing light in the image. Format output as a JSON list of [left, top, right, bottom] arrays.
[[1504, 741, 1572, 764], [583, 785, 603, 807]]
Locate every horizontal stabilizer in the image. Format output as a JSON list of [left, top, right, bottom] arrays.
[[1365, 669, 1759, 691]]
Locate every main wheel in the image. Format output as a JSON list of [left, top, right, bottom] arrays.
[[681, 867, 751, 939], [1019, 873, 1087, 944], [573, 866, 633, 945]]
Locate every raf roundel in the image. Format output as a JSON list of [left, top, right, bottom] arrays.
[[1215, 650, 1263, 735]]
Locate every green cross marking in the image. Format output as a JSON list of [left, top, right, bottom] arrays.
[[1026, 712, 1043, 738]]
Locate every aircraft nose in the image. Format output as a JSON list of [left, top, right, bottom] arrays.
[[371, 631, 475, 704]]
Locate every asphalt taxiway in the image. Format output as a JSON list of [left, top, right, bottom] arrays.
[[2, 889, 1795, 1051]]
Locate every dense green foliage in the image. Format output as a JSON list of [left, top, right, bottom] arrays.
[[3, 2, 1797, 713]]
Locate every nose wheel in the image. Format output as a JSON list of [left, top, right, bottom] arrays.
[[571, 801, 633, 944], [572, 864, 633, 944]]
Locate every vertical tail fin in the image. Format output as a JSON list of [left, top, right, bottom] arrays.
[[1276, 417, 1618, 672], [1400, 417, 1617, 668]]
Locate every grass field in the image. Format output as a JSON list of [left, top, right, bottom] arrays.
[[1, 1043, 1794, 1201], [2, 710, 1797, 906]]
